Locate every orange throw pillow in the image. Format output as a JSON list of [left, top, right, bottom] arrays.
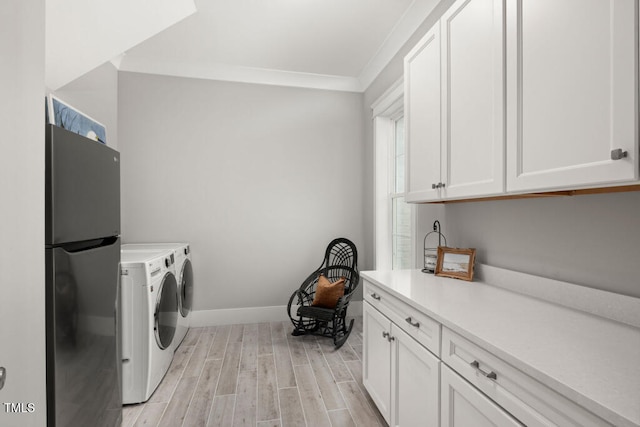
[[311, 274, 346, 309]]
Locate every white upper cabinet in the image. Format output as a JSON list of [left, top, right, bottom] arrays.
[[506, 0, 638, 192], [441, 0, 505, 199], [405, 23, 442, 202], [405, 0, 505, 202], [404, 0, 639, 201]]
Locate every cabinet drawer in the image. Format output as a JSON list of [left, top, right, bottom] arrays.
[[364, 281, 441, 357], [441, 328, 612, 427], [441, 364, 522, 427]]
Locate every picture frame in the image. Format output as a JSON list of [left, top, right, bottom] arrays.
[[435, 246, 476, 281], [46, 94, 107, 144]]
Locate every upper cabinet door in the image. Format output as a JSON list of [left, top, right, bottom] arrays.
[[405, 24, 442, 202], [506, 0, 638, 192], [441, 0, 506, 199]]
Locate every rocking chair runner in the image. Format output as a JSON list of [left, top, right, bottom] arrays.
[[287, 238, 359, 349]]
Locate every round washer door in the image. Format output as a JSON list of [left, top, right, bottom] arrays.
[[155, 272, 178, 349], [180, 259, 194, 318]]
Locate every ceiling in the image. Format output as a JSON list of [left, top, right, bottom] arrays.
[[46, 0, 197, 90], [117, 0, 440, 92]]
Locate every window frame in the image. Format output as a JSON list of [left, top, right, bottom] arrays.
[[372, 79, 415, 270]]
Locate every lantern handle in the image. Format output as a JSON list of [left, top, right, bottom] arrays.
[[433, 220, 442, 247], [423, 224, 447, 249], [423, 220, 447, 273]]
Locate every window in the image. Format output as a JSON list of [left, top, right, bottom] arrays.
[[391, 117, 412, 269], [373, 81, 414, 270]]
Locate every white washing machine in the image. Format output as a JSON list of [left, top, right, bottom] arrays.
[[122, 243, 193, 350], [120, 250, 178, 404]]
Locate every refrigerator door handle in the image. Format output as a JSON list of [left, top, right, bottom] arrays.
[[60, 236, 118, 253]]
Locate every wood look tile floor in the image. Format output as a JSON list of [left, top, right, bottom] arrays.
[[121, 317, 387, 427]]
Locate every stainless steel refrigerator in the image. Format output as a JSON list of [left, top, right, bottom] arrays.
[[45, 125, 122, 427]]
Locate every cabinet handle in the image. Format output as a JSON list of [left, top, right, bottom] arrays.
[[611, 148, 628, 160], [381, 331, 395, 342], [405, 317, 420, 328], [431, 183, 437, 189], [470, 360, 497, 380], [370, 293, 381, 301]]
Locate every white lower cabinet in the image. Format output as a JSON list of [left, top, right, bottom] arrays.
[[441, 327, 613, 427], [363, 301, 440, 427], [394, 323, 440, 427], [441, 364, 522, 427], [363, 301, 392, 422], [363, 279, 617, 427]]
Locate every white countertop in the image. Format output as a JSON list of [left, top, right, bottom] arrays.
[[361, 268, 640, 427]]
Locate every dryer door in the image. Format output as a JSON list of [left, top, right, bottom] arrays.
[[180, 259, 194, 318], [154, 272, 178, 350]]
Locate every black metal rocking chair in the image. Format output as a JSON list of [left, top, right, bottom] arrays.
[[287, 238, 359, 349]]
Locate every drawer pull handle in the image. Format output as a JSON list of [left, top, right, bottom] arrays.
[[405, 317, 420, 328], [371, 293, 381, 300], [382, 331, 395, 342], [611, 148, 628, 160], [470, 360, 497, 380]]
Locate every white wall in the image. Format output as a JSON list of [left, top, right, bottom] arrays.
[[0, 1, 46, 426], [53, 62, 119, 150], [118, 72, 365, 312], [443, 192, 640, 298], [363, 0, 640, 299]]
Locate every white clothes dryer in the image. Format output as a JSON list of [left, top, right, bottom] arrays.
[[120, 250, 178, 404], [121, 243, 193, 350]]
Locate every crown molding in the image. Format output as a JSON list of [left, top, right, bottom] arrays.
[[113, 0, 439, 93], [358, 0, 440, 91], [117, 55, 364, 92]]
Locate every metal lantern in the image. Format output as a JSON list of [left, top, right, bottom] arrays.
[[422, 220, 446, 273]]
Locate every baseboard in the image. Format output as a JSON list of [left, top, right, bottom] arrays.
[[191, 301, 363, 328]]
